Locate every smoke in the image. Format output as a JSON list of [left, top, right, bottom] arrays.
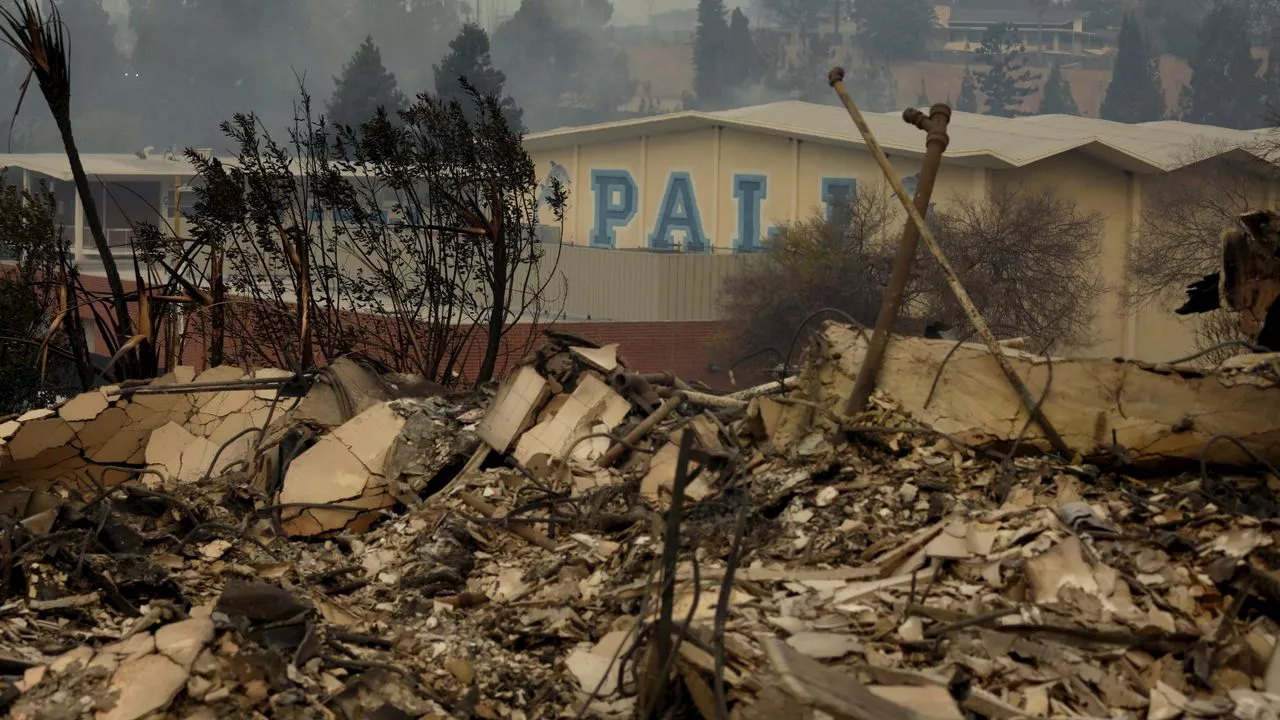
[[0, 0, 659, 153]]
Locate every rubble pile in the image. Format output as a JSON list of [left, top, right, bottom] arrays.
[[0, 328, 1278, 719]]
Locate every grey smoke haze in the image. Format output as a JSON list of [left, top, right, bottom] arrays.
[[1, 0, 717, 155]]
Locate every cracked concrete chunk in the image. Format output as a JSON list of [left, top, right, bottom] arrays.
[[478, 365, 550, 453], [570, 344, 619, 373], [192, 365, 244, 385], [253, 368, 294, 400], [278, 403, 403, 536], [8, 417, 76, 462], [785, 632, 864, 660], [98, 652, 188, 720], [204, 411, 260, 474], [49, 645, 94, 674], [155, 617, 214, 669], [58, 390, 110, 422], [145, 422, 198, 480], [1025, 536, 1098, 604], [280, 432, 373, 506], [330, 402, 406, 474], [778, 326, 1280, 465], [514, 373, 629, 467], [17, 408, 54, 422], [178, 436, 219, 483], [98, 632, 156, 663]]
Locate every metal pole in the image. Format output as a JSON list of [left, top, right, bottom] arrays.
[[827, 66, 1070, 457], [846, 104, 951, 416]]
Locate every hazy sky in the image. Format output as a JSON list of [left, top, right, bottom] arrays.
[[99, 0, 723, 38]]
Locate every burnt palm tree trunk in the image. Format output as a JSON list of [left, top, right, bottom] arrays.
[[53, 113, 134, 339], [1, 1, 135, 357]]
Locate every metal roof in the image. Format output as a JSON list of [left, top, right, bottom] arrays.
[[523, 101, 1276, 174], [946, 8, 1084, 26], [0, 153, 397, 183], [0, 153, 233, 181]]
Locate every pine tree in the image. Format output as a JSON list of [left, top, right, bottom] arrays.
[[975, 24, 1035, 117], [493, 0, 635, 129], [1181, 3, 1267, 129], [916, 78, 929, 106], [788, 33, 834, 103], [328, 36, 409, 129], [957, 67, 979, 112], [1100, 14, 1164, 123], [848, 60, 898, 112], [1038, 61, 1079, 115], [434, 23, 524, 130], [726, 8, 760, 87], [851, 0, 936, 61], [694, 0, 731, 109]]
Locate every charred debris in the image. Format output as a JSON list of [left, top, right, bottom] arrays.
[[0, 65, 1278, 720], [0, 327, 1276, 719]]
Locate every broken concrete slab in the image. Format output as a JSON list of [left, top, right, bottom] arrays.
[[99, 652, 188, 720], [513, 373, 629, 467], [57, 390, 110, 422], [478, 365, 551, 453], [778, 325, 1280, 465], [278, 401, 405, 536], [570, 344, 620, 374], [154, 618, 215, 669]]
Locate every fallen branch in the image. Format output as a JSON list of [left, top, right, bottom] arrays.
[[458, 491, 557, 551]]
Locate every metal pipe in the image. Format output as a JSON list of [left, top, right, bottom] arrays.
[[728, 376, 800, 401], [846, 104, 951, 416], [659, 387, 747, 411], [638, 372, 676, 386], [827, 67, 1070, 457], [598, 394, 685, 468], [111, 376, 296, 397]]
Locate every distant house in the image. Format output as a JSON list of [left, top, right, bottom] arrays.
[[934, 5, 1111, 58]]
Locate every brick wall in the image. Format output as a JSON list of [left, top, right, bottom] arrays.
[[68, 271, 741, 389]]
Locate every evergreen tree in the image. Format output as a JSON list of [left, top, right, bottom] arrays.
[[786, 33, 834, 103], [956, 67, 978, 112], [848, 60, 898, 112], [493, 0, 636, 130], [759, 0, 829, 32], [975, 23, 1035, 117], [434, 23, 523, 130], [726, 8, 761, 87], [1181, 3, 1267, 129], [1037, 61, 1079, 115], [1100, 14, 1164, 123], [916, 78, 929, 106], [327, 36, 409, 129], [851, 0, 936, 61], [694, 0, 731, 109], [1141, 0, 1206, 60], [355, 0, 463, 92]]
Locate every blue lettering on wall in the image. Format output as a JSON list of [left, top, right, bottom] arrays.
[[649, 171, 708, 252], [821, 177, 858, 227], [902, 174, 919, 198], [733, 174, 768, 251], [539, 161, 572, 210], [590, 170, 637, 248], [900, 173, 938, 217]]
